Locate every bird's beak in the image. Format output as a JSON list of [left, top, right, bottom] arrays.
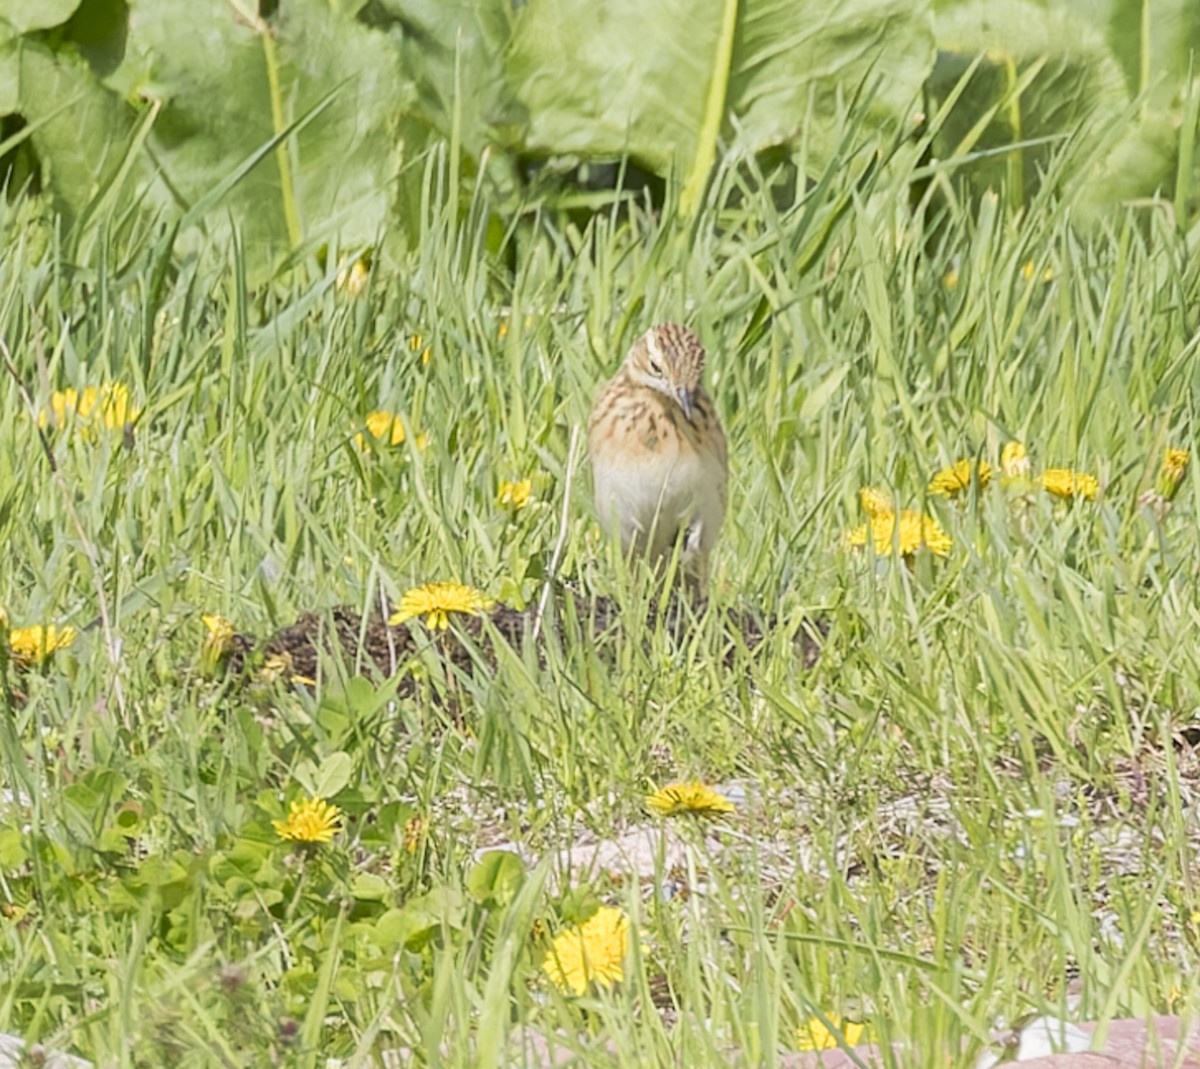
[[676, 386, 694, 420]]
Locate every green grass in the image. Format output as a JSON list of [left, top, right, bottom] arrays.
[[1, 144, 1200, 1068]]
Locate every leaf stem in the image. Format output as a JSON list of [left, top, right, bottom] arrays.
[[679, 0, 739, 220], [227, 0, 303, 250], [261, 28, 302, 249]]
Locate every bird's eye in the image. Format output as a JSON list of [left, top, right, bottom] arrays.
[[648, 361, 663, 376]]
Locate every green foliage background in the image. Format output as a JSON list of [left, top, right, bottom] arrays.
[[2, 0, 1199, 275], [2, 3, 1200, 1067]]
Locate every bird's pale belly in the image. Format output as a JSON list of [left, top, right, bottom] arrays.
[[594, 451, 723, 559]]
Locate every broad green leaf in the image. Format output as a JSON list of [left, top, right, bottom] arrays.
[[930, 1, 1131, 205], [373, 888, 465, 950], [0, 826, 26, 869], [509, 0, 718, 174], [0, 41, 17, 113], [1075, 110, 1178, 220], [507, 0, 935, 199], [350, 873, 391, 901], [559, 886, 604, 925], [294, 750, 353, 799], [1053, 0, 1200, 109], [465, 849, 525, 906], [727, 0, 934, 165], [311, 751, 353, 798], [15, 40, 138, 223], [116, 0, 414, 273], [1069, 0, 1200, 216], [130, 856, 189, 888], [367, 0, 523, 223], [371, 0, 514, 159], [930, 0, 1200, 215], [65, 0, 136, 88], [373, 905, 439, 950], [0, 0, 80, 33]]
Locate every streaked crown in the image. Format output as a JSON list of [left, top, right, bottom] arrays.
[[623, 322, 707, 418]]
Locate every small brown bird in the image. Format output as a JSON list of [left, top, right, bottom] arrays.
[[587, 323, 728, 587]]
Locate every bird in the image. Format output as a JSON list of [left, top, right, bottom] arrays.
[[587, 322, 728, 589]]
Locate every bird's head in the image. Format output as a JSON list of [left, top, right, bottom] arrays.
[[623, 322, 706, 419]]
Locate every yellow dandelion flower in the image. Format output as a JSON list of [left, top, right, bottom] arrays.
[[8, 625, 77, 667], [844, 523, 870, 550], [1, 902, 28, 923], [1157, 448, 1189, 501], [542, 906, 631, 996], [389, 582, 494, 630], [942, 265, 960, 290], [646, 782, 735, 817], [894, 510, 952, 556], [408, 333, 432, 365], [795, 1014, 867, 1052], [1021, 261, 1054, 283], [99, 383, 136, 428], [39, 383, 138, 436], [335, 256, 370, 296], [498, 478, 533, 510], [928, 458, 993, 497], [1163, 448, 1189, 479], [498, 317, 509, 339], [1042, 468, 1099, 501], [259, 651, 293, 684], [846, 510, 951, 558], [200, 614, 235, 674], [353, 411, 428, 452], [40, 386, 89, 428], [273, 797, 342, 844], [257, 651, 316, 688], [403, 815, 424, 854], [1001, 441, 1030, 478], [201, 614, 234, 651], [357, 410, 407, 449], [858, 486, 895, 519]]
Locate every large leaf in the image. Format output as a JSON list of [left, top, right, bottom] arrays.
[[63, 0, 135, 86], [368, 0, 514, 160], [358, 0, 523, 222], [728, 1, 934, 163], [929, 0, 1188, 215], [508, 0, 719, 174], [1067, 0, 1200, 216], [0, 1, 135, 214], [1053, 0, 1200, 110], [0, 0, 81, 34], [0, 38, 17, 114], [14, 39, 137, 222], [507, 0, 935, 204], [115, 0, 414, 271]]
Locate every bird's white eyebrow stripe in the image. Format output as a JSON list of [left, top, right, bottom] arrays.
[[645, 329, 664, 366]]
